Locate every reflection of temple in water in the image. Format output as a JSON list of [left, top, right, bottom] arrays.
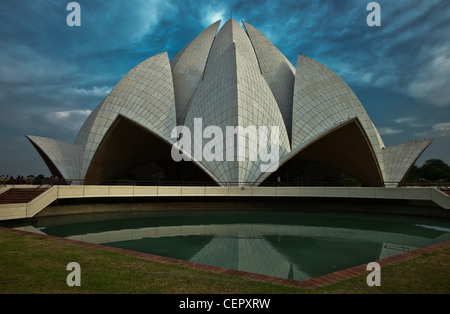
[[18, 222, 450, 281]]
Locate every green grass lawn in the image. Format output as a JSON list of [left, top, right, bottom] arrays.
[[1, 228, 449, 294]]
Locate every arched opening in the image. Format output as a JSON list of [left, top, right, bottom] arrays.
[[84, 116, 217, 186], [263, 119, 384, 187]]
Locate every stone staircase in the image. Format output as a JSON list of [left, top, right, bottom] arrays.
[[439, 187, 450, 196], [0, 187, 49, 204]]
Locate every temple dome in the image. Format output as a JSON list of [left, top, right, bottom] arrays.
[[27, 19, 433, 187]]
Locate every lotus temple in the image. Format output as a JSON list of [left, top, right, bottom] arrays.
[[27, 19, 433, 187]]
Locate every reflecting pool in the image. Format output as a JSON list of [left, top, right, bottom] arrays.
[[11, 210, 450, 281]]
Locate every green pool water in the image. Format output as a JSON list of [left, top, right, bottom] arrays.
[[12, 210, 450, 281]]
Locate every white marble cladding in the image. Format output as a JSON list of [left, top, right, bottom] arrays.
[[243, 21, 296, 142], [26, 18, 432, 187], [171, 20, 221, 125], [27, 136, 83, 181], [382, 140, 433, 187], [79, 52, 177, 177], [292, 55, 388, 178], [292, 55, 384, 152], [184, 19, 290, 184]]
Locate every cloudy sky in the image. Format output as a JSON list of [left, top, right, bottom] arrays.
[[0, 0, 449, 177]]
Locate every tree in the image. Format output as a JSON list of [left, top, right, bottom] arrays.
[[404, 159, 450, 183], [34, 174, 45, 184], [420, 159, 450, 181], [405, 165, 420, 182]]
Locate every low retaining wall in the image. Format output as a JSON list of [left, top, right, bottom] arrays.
[[0, 185, 449, 221]]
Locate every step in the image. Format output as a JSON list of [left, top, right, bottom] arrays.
[[0, 188, 49, 204]]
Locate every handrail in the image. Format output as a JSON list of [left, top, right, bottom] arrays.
[[43, 178, 450, 188], [4, 174, 450, 188]]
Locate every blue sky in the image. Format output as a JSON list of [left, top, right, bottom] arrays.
[[0, 0, 449, 177]]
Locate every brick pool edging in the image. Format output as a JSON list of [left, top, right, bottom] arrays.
[[2, 226, 450, 290]]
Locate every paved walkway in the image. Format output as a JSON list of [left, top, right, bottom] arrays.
[[2, 226, 449, 290]]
